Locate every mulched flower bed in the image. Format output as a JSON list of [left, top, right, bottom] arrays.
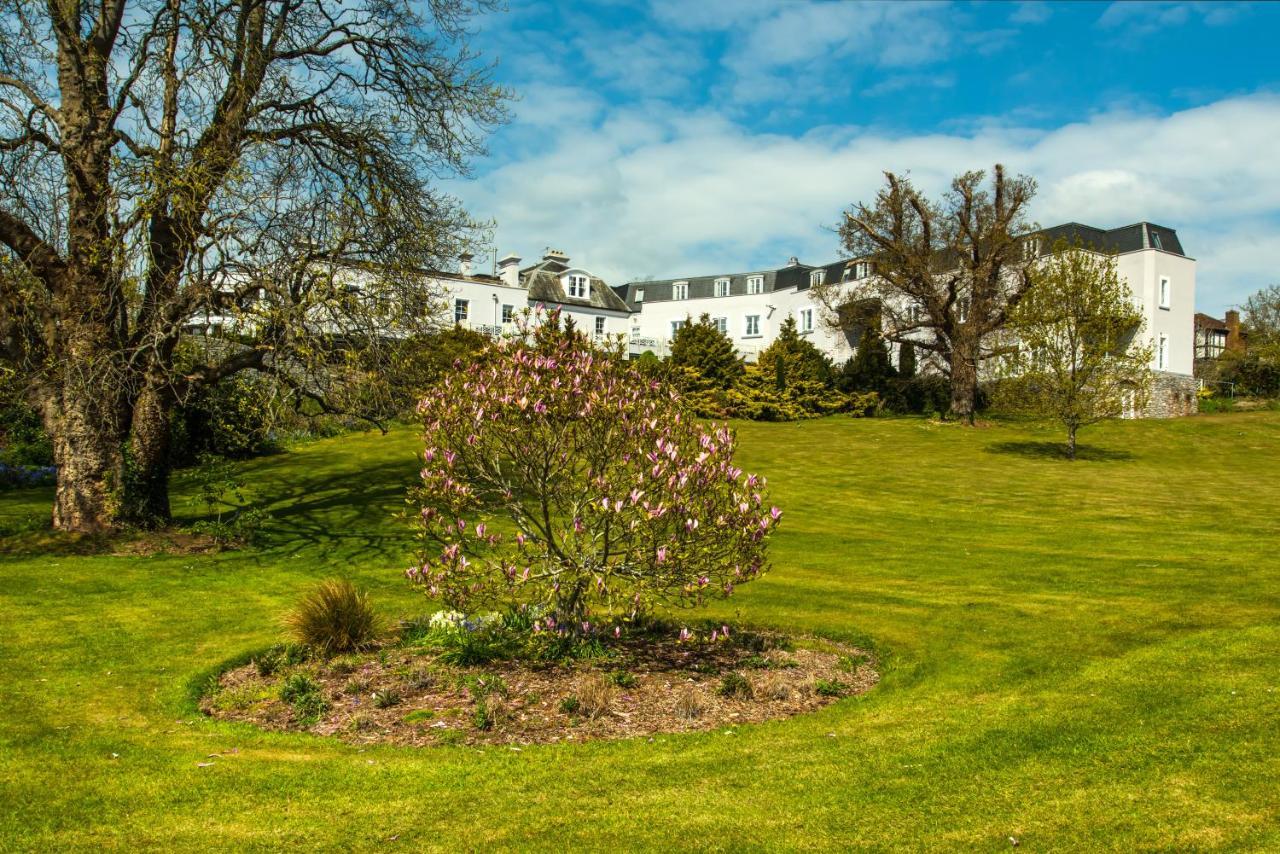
[[202, 630, 878, 747]]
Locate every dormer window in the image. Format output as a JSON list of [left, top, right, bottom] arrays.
[[1151, 231, 1164, 251], [747, 275, 764, 295], [810, 270, 825, 286], [855, 261, 873, 279], [1023, 238, 1043, 260], [673, 281, 689, 300], [635, 287, 645, 303], [714, 278, 730, 297], [567, 274, 589, 299]]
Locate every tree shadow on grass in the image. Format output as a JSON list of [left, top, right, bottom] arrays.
[[985, 441, 1135, 462]]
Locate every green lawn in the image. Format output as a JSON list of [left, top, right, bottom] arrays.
[[2, 413, 1278, 851]]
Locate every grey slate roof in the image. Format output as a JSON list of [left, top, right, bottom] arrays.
[[520, 258, 631, 313], [1036, 222, 1186, 256], [612, 221, 1185, 309], [615, 261, 817, 309]]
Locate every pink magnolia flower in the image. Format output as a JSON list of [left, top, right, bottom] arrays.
[[656, 546, 667, 564]]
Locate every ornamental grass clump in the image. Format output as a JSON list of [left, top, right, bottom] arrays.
[[407, 317, 781, 638], [285, 579, 380, 656]]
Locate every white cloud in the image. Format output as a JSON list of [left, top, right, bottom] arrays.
[[1010, 2, 1051, 25], [460, 93, 1280, 314], [1096, 1, 1249, 34]]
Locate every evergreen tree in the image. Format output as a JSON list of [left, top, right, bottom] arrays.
[[898, 341, 918, 379], [758, 317, 833, 386], [669, 315, 744, 388], [839, 327, 896, 394]]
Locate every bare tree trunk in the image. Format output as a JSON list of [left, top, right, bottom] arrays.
[[1066, 424, 1078, 460], [43, 385, 122, 533], [123, 383, 175, 528], [949, 339, 979, 425]]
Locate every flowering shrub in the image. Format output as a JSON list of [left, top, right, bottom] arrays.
[[407, 319, 780, 636]]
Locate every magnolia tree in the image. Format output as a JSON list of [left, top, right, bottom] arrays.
[[406, 321, 780, 635]]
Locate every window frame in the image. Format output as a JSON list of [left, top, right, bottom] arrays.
[[746, 275, 764, 295], [745, 314, 760, 337], [501, 303, 514, 324], [454, 298, 469, 323], [809, 269, 825, 287], [567, 274, 589, 299], [714, 278, 730, 297], [594, 316, 606, 336], [673, 281, 689, 301], [1159, 276, 1171, 309], [712, 316, 728, 335], [635, 287, 644, 303], [1158, 333, 1169, 370], [798, 307, 813, 333]]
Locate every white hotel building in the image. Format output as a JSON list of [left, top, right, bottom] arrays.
[[441, 221, 1197, 417]]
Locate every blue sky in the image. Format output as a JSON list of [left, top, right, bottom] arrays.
[[452, 1, 1280, 314]]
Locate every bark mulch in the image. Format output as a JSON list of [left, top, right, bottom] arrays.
[[202, 630, 879, 747]]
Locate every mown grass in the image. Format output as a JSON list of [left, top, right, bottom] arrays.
[[1, 413, 1278, 851]]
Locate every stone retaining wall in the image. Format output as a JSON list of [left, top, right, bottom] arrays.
[[1143, 371, 1198, 418]]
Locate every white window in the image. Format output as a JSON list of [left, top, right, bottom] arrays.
[[567, 274, 588, 299], [712, 316, 728, 335], [1158, 333, 1169, 370], [1159, 277, 1170, 309], [745, 315, 760, 336], [671, 319, 687, 337], [1151, 231, 1164, 251], [1023, 237, 1042, 260], [454, 299, 469, 323], [501, 304, 514, 324], [673, 281, 688, 300], [907, 304, 921, 324], [855, 261, 873, 279], [810, 269, 825, 286], [635, 287, 644, 303], [714, 278, 730, 297], [798, 308, 813, 333], [595, 316, 606, 336], [747, 275, 764, 295]]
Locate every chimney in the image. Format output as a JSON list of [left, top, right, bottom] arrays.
[[458, 252, 473, 277], [1226, 310, 1246, 353], [543, 248, 570, 266], [497, 253, 521, 288], [787, 256, 800, 267]]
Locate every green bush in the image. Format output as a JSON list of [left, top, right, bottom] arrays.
[[669, 315, 744, 388], [717, 671, 753, 698], [171, 374, 278, 465], [814, 678, 851, 698], [278, 672, 330, 723], [284, 579, 380, 655], [254, 643, 309, 676], [0, 404, 52, 467]]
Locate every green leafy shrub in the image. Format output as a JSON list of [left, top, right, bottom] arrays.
[[279, 672, 330, 723], [188, 453, 268, 547], [814, 678, 851, 698], [717, 672, 753, 698], [284, 579, 380, 655], [372, 688, 402, 709], [558, 695, 581, 715], [606, 670, 637, 689], [254, 643, 308, 676], [171, 373, 278, 466]]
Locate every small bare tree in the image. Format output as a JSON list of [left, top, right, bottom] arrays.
[[993, 242, 1153, 459], [0, 0, 507, 531], [812, 165, 1038, 424]]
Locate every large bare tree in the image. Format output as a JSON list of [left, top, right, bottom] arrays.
[[812, 166, 1038, 423], [0, 0, 507, 532]]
